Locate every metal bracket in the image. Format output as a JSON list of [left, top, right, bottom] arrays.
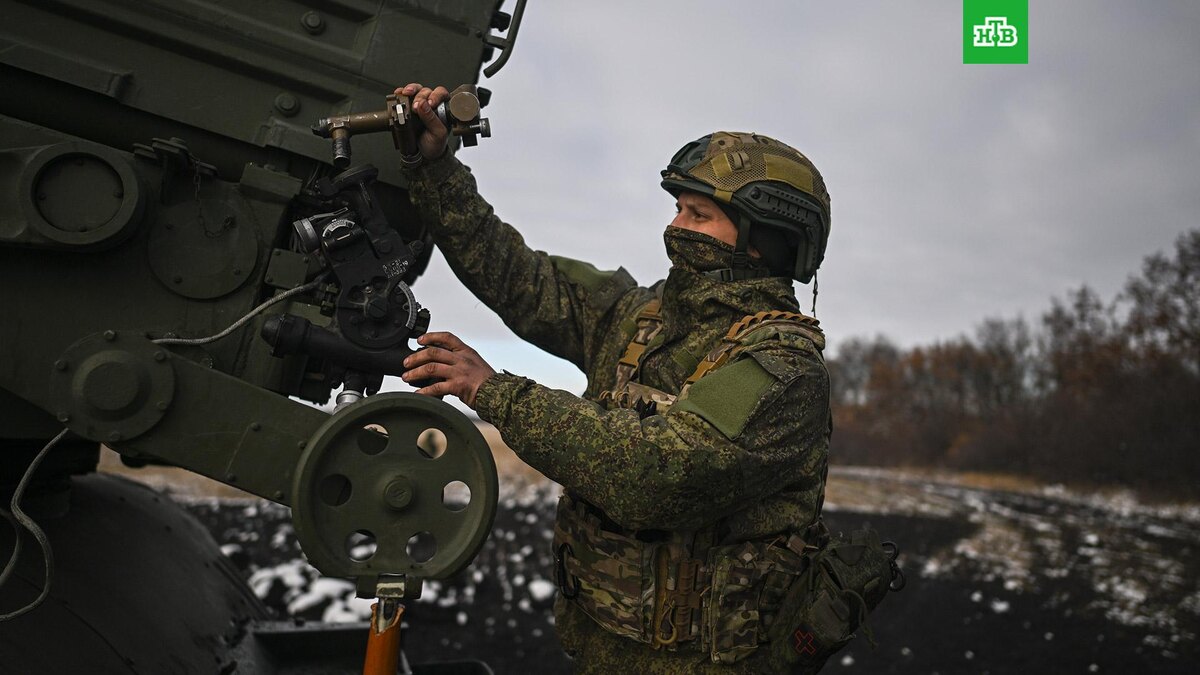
[[483, 0, 528, 78]]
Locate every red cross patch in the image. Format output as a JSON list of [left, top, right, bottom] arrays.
[[793, 627, 818, 656]]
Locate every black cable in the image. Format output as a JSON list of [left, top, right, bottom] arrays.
[[0, 428, 68, 621]]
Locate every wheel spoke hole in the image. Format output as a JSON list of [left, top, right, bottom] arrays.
[[318, 473, 352, 507], [358, 423, 388, 455], [346, 529, 377, 562], [406, 531, 437, 564], [443, 480, 471, 512], [416, 428, 447, 459]]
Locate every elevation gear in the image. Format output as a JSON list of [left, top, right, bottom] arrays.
[[660, 131, 831, 283]]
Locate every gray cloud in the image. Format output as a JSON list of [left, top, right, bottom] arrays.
[[402, 0, 1199, 391]]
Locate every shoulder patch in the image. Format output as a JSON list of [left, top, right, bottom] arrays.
[[672, 356, 777, 439]]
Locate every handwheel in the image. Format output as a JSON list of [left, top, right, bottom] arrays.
[[291, 393, 498, 586]]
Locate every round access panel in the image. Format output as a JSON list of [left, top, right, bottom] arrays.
[[20, 142, 145, 250]]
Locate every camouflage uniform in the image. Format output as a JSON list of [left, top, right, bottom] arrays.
[[406, 154, 830, 674]]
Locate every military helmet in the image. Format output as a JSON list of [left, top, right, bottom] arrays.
[[661, 131, 831, 283]]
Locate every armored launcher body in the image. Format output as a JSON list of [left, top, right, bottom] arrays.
[[0, 1, 524, 672]]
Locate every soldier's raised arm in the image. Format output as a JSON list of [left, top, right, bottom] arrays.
[[397, 83, 636, 372]]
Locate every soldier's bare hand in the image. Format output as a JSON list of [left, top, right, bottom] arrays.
[[401, 332, 496, 409], [396, 83, 451, 161]]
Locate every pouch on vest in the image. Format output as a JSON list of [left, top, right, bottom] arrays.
[[703, 539, 807, 663], [765, 526, 900, 671], [552, 495, 654, 643]]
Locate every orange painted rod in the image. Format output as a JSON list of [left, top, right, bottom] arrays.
[[363, 600, 404, 675]]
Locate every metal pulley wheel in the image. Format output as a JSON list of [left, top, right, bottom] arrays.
[[291, 393, 497, 585]]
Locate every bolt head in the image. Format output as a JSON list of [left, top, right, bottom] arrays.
[[103, 330, 117, 341], [108, 431, 122, 443], [54, 359, 69, 371], [300, 11, 325, 34], [273, 91, 298, 115], [384, 476, 415, 510]]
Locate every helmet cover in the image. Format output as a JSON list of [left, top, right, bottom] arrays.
[[661, 132, 831, 282]]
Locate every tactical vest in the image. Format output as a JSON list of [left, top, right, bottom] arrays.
[[554, 299, 831, 663], [596, 297, 825, 417]]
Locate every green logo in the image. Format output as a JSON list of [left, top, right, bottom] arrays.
[[964, 0, 1028, 64]]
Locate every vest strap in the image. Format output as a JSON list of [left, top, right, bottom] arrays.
[[606, 304, 823, 408], [611, 297, 664, 392], [680, 311, 822, 395]]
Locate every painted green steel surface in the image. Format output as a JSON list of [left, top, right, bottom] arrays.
[[0, 0, 516, 604], [293, 393, 498, 583]]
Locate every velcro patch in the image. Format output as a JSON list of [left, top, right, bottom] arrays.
[[764, 153, 815, 192], [673, 357, 776, 439]]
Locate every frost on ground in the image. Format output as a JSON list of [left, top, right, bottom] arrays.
[[829, 467, 1200, 660], [183, 479, 569, 671], [181, 468, 1200, 674]]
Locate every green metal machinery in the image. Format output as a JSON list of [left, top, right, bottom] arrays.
[[0, 1, 526, 672]]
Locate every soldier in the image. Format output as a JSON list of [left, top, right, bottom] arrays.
[[399, 83, 834, 673]]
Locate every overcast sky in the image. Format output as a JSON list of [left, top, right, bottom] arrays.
[[393, 0, 1200, 395]]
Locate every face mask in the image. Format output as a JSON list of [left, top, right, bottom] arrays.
[[663, 226, 775, 279], [663, 226, 736, 274]]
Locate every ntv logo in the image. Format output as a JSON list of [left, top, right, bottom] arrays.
[[963, 1, 1026, 63], [973, 17, 1019, 47]]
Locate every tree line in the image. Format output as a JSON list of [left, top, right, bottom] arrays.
[[827, 229, 1200, 499]]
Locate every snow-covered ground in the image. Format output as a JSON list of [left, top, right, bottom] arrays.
[[182, 468, 1200, 673], [828, 467, 1200, 670]]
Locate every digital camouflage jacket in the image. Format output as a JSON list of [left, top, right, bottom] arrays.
[[407, 155, 831, 673]]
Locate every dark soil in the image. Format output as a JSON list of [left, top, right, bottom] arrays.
[[182, 469, 1200, 674]]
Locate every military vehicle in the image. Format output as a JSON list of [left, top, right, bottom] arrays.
[[0, 1, 526, 672]]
